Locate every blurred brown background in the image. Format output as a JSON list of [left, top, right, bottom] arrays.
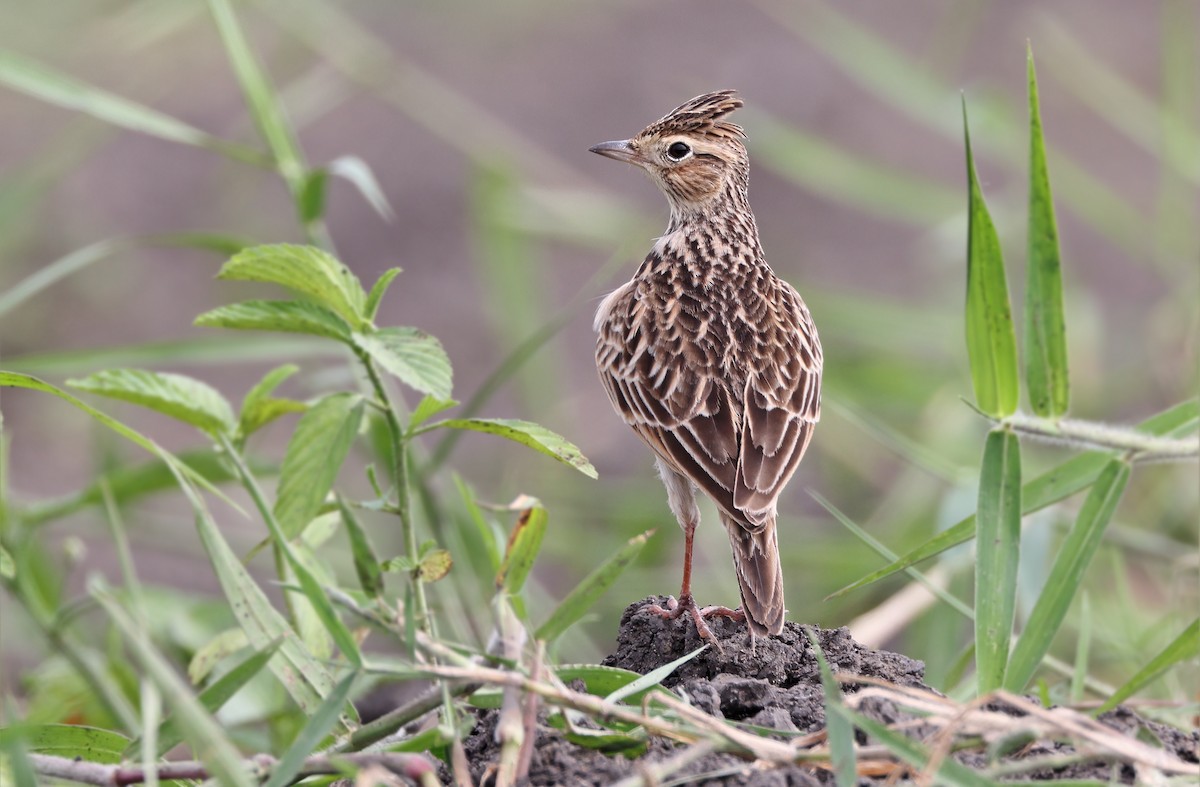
[[1, 1, 1196, 683]]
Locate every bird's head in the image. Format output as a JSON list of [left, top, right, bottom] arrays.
[[589, 90, 748, 217]]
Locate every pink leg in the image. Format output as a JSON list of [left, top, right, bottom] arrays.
[[646, 522, 743, 642]]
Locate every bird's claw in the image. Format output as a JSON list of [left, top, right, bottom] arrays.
[[645, 594, 745, 646]]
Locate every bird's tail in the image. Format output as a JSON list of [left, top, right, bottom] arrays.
[[721, 513, 785, 636]]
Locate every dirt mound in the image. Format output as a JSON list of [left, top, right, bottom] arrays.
[[457, 597, 1199, 785]]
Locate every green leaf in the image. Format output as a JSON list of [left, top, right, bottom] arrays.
[[0, 544, 14, 580], [365, 267, 402, 322], [196, 300, 353, 342], [68, 368, 236, 437], [827, 400, 1197, 598], [274, 393, 363, 538], [216, 245, 366, 328], [354, 327, 453, 400], [535, 530, 652, 642], [804, 632, 856, 787], [1097, 619, 1199, 714], [468, 664, 667, 710], [238, 363, 307, 439], [1005, 460, 1129, 692], [975, 428, 1022, 693], [418, 548, 453, 583], [559, 722, 648, 756], [430, 418, 596, 478], [963, 98, 1019, 418], [603, 645, 704, 705], [93, 585, 254, 787], [297, 168, 328, 224], [1024, 47, 1070, 418], [188, 627, 250, 685], [0, 49, 265, 166], [337, 496, 384, 597], [262, 673, 356, 787], [134, 638, 283, 759], [408, 395, 457, 431], [496, 497, 547, 599], [11, 724, 128, 764]]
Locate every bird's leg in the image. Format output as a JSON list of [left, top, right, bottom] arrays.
[[646, 522, 744, 643]]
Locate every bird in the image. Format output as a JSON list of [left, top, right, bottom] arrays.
[[589, 90, 822, 640]]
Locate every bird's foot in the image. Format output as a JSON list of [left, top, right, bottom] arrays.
[[645, 594, 744, 645]]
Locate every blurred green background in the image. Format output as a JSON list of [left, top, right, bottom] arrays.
[[1, 0, 1196, 706]]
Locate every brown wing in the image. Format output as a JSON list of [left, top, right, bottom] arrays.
[[732, 283, 822, 526]]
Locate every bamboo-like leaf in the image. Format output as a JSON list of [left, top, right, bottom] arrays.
[[364, 267, 402, 322], [468, 663, 672, 710], [827, 400, 1197, 598], [238, 363, 306, 439], [1024, 47, 1070, 418], [93, 585, 253, 787], [216, 245, 366, 328], [262, 673, 356, 787], [429, 418, 596, 478], [274, 393, 363, 538], [0, 49, 265, 165], [1097, 619, 1199, 714], [188, 628, 250, 685], [68, 368, 236, 437], [11, 724, 128, 764], [975, 428, 1022, 693], [535, 530, 652, 643], [0, 238, 124, 319], [196, 300, 353, 342], [603, 645, 706, 705], [1005, 460, 1129, 692], [963, 99, 1019, 418], [496, 497, 547, 598], [353, 327, 453, 400], [805, 632, 856, 787]]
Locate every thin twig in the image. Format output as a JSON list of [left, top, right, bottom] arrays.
[[999, 411, 1199, 462]]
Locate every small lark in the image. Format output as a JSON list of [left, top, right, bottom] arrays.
[[590, 90, 822, 640]]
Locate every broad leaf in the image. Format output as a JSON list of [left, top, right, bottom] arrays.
[[216, 245, 366, 328], [196, 299, 352, 342], [1024, 47, 1070, 418], [274, 393, 363, 538], [430, 418, 596, 478], [68, 368, 235, 437], [354, 327, 453, 400], [963, 99, 1019, 418], [1005, 459, 1128, 692], [975, 428, 1022, 693]]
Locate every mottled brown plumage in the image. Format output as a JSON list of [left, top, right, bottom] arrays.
[[590, 90, 822, 638]]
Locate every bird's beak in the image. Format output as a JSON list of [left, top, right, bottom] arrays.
[[588, 139, 641, 165]]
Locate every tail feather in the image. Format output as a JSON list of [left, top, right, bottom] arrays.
[[722, 514, 785, 636]]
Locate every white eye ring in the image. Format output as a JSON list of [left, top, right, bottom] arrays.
[[665, 141, 692, 161]]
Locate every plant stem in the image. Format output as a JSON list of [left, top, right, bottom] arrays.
[[1000, 411, 1198, 461]]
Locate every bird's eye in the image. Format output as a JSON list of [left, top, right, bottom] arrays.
[[666, 141, 691, 161]]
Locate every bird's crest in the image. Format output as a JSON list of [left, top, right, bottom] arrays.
[[642, 90, 746, 141]]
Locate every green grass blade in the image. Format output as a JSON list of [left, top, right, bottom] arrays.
[[365, 267, 402, 322], [337, 496, 384, 597], [535, 529, 653, 643], [274, 393, 364, 538], [603, 645, 704, 705], [0, 735, 39, 787], [804, 631, 856, 787], [975, 429, 1022, 693], [0, 238, 124, 319], [206, 0, 305, 184], [0, 49, 266, 166], [93, 584, 253, 787], [1024, 47, 1070, 418], [827, 400, 1196, 598], [963, 99, 1019, 418], [262, 673, 356, 787], [67, 368, 236, 438], [427, 418, 597, 479], [496, 498, 547, 600], [1005, 460, 1129, 692], [1096, 618, 1199, 714]]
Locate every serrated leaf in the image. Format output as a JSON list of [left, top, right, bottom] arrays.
[[1005, 460, 1128, 692], [828, 400, 1197, 598], [430, 418, 596, 478], [216, 245, 366, 328], [496, 497, 547, 600], [975, 428, 1022, 693], [535, 530, 652, 643], [354, 327, 453, 400], [418, 548, 452, 583], [365, 269, 402, 324], [68, 368, 235, 437], [1024, 47, 1070, 418], [12, 724, 128, 764], [274, 393, 363, 538], [196, 299, 352, 342], [963, 99, 1019, 418]]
